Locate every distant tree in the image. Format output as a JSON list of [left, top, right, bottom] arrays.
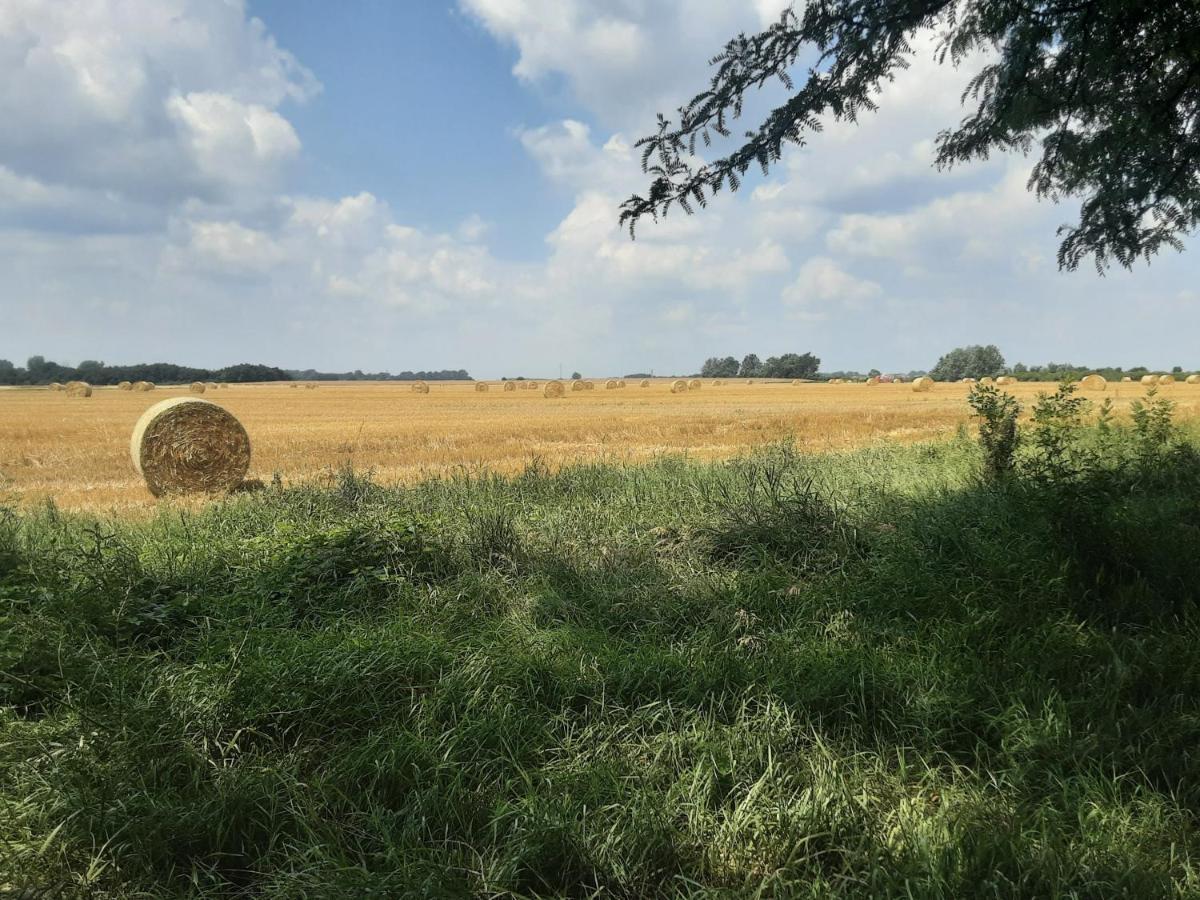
[[1172, 365, 1184, 373], [738, 353, 762, 378], [700, 356, 739, 377], [571, 372, 582, 380], [1013, 363, 1029, 374], [762, 352, 820, 379], [931, 345, 1006, 381], [619, 3, 1200, 271], [868, 368, 881, 377]]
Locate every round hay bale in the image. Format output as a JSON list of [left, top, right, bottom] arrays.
[[618, 380, 626, 388], [1187, 374, 1200, 385], [605, 379, 618, 390], [475, 382, 489, 392], [190, 382, 206, 394], [961, 377, 977, 384], [584, 381, 595, 391], [65, 381, 92, 398], [412, 380, 430, 394], [671, 379, 688, 394], [572, 380, 586, 392], [1079, 373, 1107, 391], [893, 376, 907, 384], [527, 382, 539, 390], [544, 380, 565, 398], [1159, 374, 1175, 385], [1141, 374, 1158, 385], [687, 379, 701, 391], [48, 382, 64, 391], [912, 377, 935, 393], [792, 379, 801, 385], [117, 381, 133, 391], [205, 382, 218, 391], [304, 383, 318, 390], [134, 381, 155, 392], [979, 377, 995, 386], [503, 381, 517, 392], [994, 376, 1015, 386], [1122, 376, 1133, 382], [640, 379, 650, 387], [131, 397, 251, 497], [866, 376, 880, 385]]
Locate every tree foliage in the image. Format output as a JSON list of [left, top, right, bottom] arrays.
[[930, 344, 1006, 381], [620, 1, 1200, 271]]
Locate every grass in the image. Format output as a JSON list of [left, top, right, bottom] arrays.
[[5, 378, 1199, 513], [3, 407, 1200, 896]]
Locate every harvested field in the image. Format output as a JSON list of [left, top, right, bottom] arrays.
[[2, 379, 1197, 512]]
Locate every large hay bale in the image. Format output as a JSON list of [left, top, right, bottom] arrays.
[[544, 380, 565, 398], [640, 379, 650, 387], [1187, 375, 1200, 385], [65, 381, 92, 398], [134, 381, 155, 392], [190, 382, 206, 394], [572, 380, 586, 392], [131, 397, 251, 497], [503, 381, 517, 392], [1159, 374, 1175, 385], [1079, 373, 1107, 391], [606, 379, 618, 390], [48, 382, 63, 391], [412, 381, 430, 394], [912, 376, 934, 393], [688, 379, 701, 391], [475, 382, 489, 392], [1141, 374, 1158, 385], [671, 379, 688, 394], [118, 381, 133, 391]]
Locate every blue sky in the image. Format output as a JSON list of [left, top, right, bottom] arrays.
[[0, 1, 1195, 378]]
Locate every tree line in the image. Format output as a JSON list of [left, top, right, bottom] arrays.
[[700, 353, 820, 379], [0, 356, 473, 386], [930, 345, 1196, 383]]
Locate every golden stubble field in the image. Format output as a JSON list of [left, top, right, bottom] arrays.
[[2, 379, 1197, 513]]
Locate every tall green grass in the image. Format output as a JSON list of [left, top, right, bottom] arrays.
[[3, 412, 1200, 896]]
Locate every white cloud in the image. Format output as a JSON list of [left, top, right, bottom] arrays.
[[783, 257, 882, 318]]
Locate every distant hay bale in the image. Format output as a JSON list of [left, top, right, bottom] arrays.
[[1187, 375, 1200, 385], [640, 379, 650, 387], [131, 397, 251, 497], [218, 383, 229, 389], [1122, 376, 1133, 382], [475, 382, 489, 392], [866, 376, 880, 385], [1079, 373, 1107, 391], [1159, 374, 1175, 385], [584, 381, 595, 390], [979, 377, 995, 385], [544, 380, 565, 398], [792, 379, 802, 385], [1141, 374, 1158, 385], [618, 380, 626, 388], [289, 383, 299, 389], [893, 376, 907, 384], [961, 377, 977, 384], [572, 380, 586, 392], [134, 381, 155, 392], [48, 382, 63, 391], [190, 382, 206, 394], [504, 381, 517, 392], [304, 383, 318, 390], [117, 381, 133, 391], [205, 382, 219, 391], [912, 376, 934, 392], [412, 380, 430, 394], [65, 380, 92, 398], [995, 376, 1016, 385], [687, 379, 701, 391], [671, 379, 688, 394], [527, 382, 539, 390], [606, 379, 618, 389]]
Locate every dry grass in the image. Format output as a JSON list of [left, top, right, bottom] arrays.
[[4, 379, 1200, 513]]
